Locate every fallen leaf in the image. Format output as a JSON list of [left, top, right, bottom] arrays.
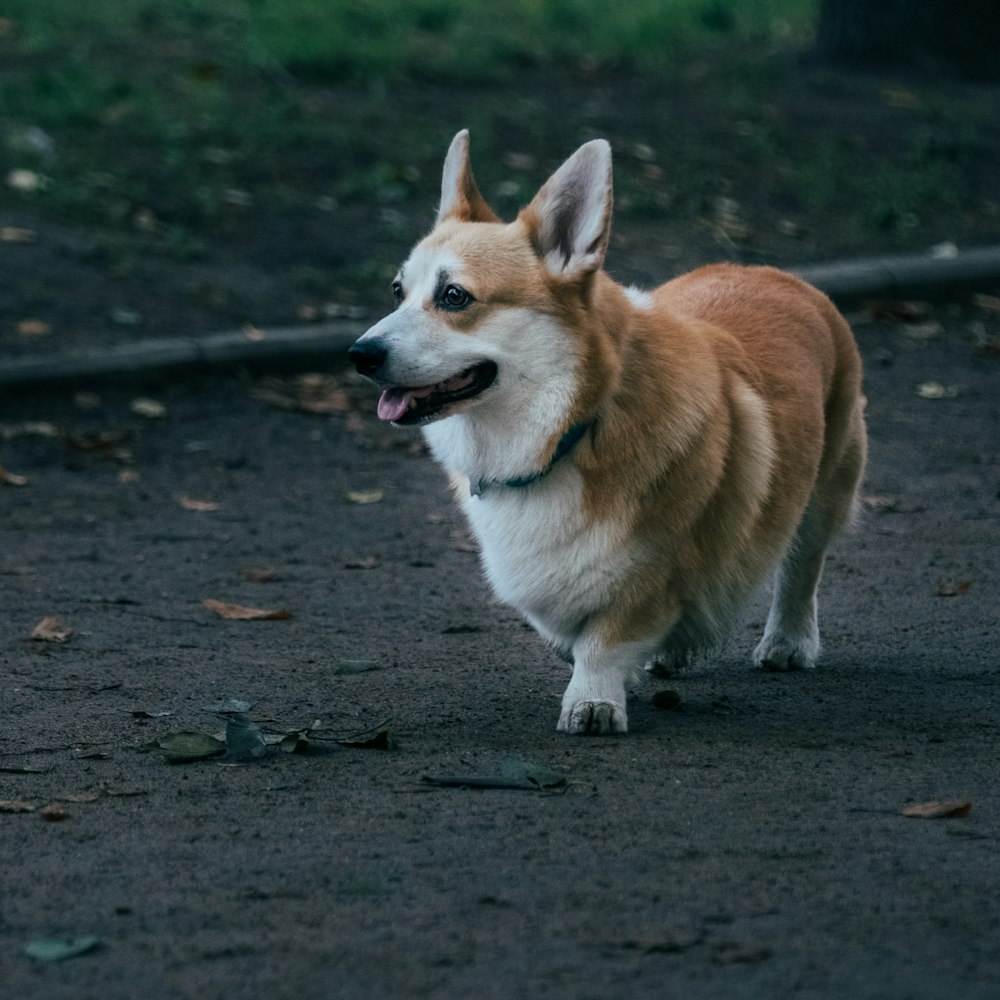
[[901, 800, 971, 819], [335, 659, 379, 675], [130, 397, 166, 418], [155, 731, 226, 763], [66, 430, 131, 462], [901, 321, 943, 341], [24, 936, 100, 961], [202, 698, 253, 714], [1, 226, 36, 243], [347, 489, 384, 505], [972, 293, 1000, 314], [0, 420, 60, 440], [31, 617, 72, 642], [0, 466, 29, 486], [178, 496, 220, 512], [712, 942, 773, 965], [110, 307, 141, 326], [882, 87, 920, 109], [422, 759, 566, 791], [862, 494, 899, 512], [279, 729, 312, 754], [0, 800, 36, 813], [225, 715, 267, 759], [39, 803, 67, 822], [244, 567, 279, 582], [421, 773, 561, 791], [936, 581, 972, 597], [16, 318, 51, 337], [57, 793, 99, 803], [865, 299, 930, 323], [916, 381, 959, 399], [345, 556, 380, 570], [500, 757, 566, 789], [7, 168, 48, 192], [338, 730, 393, 751], [619, 930, 704, 954], [202, 599, 292, 621], [929, 241, 959, 260], [131, 709, 174, 719]]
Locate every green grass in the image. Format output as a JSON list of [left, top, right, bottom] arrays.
[[3, 0, 818, 81], [0, 0, 817, 242]]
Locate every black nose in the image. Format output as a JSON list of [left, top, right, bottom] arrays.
[[348, 339, 388, 377]]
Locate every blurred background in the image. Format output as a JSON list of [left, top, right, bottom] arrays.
[[2, 0, 998, 356]]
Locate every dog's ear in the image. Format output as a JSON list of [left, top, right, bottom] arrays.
[[522, 140, 612, 279], [437, 130, 499, 225]]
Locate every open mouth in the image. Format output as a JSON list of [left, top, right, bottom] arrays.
[[376, 361, 498, 425]]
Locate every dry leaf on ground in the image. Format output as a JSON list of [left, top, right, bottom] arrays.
[[30, 617, 72, 642], [0, 800, 36, 813], [347, 489, 384, 505], [0, 226, 36, 243], [129, 397, 166, 419], [39, 803, 68, 822], [345, 556, 380, 570], [244, 567, 279, 583], [178, 496, 221, 512], [901, 800, 972, 819], [0, 466, 29, 487], [16, 318, 51, 337], [202, 599, 292, 621], [865, 299, 930, 323], [917, 382, 959, 399], [936, 581, 972, 597]]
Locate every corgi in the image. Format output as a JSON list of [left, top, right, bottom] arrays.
[[349, 130, 867, 735]]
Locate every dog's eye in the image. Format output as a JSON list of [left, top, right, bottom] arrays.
[[440, 284, 472, 310], [391, 280, 403, 304]]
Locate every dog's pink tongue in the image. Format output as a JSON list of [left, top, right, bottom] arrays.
[[376, 385, 435, 422]]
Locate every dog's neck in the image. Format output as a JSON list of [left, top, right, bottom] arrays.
[[468, 420, 593, 497]]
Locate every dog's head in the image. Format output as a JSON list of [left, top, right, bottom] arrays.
[[348, 130, 614, 428]]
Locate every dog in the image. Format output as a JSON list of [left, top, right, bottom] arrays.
[[348, 130, 866, 735]]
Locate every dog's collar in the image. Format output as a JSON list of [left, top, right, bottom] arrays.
[[470, 421, 593, 498]]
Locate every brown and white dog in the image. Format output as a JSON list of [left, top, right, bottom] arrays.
[[349, 130, 867, 735]]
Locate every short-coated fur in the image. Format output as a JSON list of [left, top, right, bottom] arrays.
[[350, 131, 867, 734]]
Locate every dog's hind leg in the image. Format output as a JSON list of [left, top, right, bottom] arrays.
[[754, 410, 866, 671]]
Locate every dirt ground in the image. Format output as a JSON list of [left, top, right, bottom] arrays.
[[2, 287, 999, 997], [3, 42, 1000, 999]]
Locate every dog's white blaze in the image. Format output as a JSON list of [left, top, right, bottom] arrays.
[[422, 309, 582, 484], [624, 285, 654, 310]]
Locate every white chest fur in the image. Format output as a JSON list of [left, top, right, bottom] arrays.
[[455, 465, 632, 650]]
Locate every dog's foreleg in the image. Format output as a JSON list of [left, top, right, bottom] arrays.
[[557, 633, 661, 735]]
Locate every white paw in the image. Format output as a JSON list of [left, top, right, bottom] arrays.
[[752, 633, 819, 672], [557, 699, 628, 735]]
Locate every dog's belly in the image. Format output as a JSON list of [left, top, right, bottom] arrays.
[[463, 474, 633, 649]]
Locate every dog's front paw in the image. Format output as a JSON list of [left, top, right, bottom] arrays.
[[752, 633, 819, 672], [557, 700, 628, 735]]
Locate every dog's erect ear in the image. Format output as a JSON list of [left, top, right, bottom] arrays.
[[523, 140, 613, 279], [437, 130, 499, 225]]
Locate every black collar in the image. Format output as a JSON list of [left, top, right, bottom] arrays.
[[470, 421, 593, 498]]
